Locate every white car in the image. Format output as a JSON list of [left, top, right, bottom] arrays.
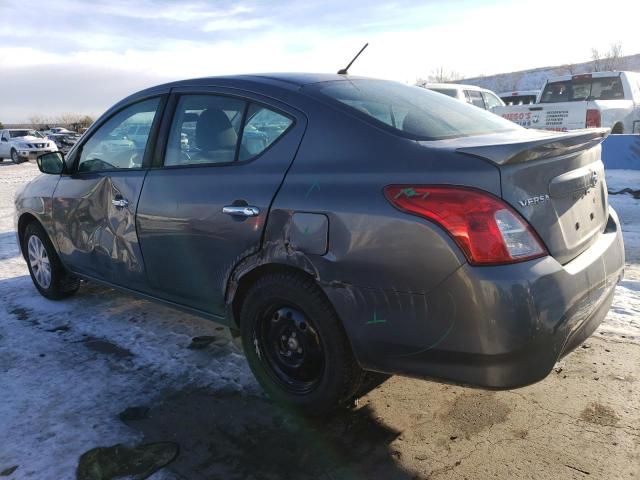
[[423, 83, 505, 111], [0, 129, 58, 164], [493, 71, 640, 133], [44, 127, 77, 136]]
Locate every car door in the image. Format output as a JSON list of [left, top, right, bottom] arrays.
[[52, 95, 166, 291], [136, 88, 307, 316], [0, 130, 10, 157], [464, 90, 487, 109]]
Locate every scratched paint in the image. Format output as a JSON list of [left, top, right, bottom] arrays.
[[366, 311, 387, 325], [304, 182, 320, 198], [394, 187, 429, 200]]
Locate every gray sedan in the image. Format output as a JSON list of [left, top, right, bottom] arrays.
[[15, 74, 625, 415]]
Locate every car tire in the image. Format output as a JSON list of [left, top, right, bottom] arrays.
[[612, 123, 624, 134], [240, 271, 364, 416], [11, 149, 21, 164], [23, 222, 80, 300]]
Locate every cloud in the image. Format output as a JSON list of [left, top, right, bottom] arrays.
[[0, 0, 639, 122]]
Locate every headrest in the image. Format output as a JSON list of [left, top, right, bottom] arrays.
[[195, 109, 237, 151]]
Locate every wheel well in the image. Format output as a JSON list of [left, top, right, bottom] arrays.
[[17, 213, 38, 257], [231, 263, 317, 328]]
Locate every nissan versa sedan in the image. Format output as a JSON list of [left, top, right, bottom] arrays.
[[15, 74, 625, 415]]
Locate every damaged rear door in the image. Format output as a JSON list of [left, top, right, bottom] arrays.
[[136, 88, 307, 316], [52, 96, 166, 291]]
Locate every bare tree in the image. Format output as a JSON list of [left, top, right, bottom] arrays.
[[55, 113, 94, 130], [428, 66, 462, 83], [28, 115, 52, 130], [591, 42, 626, 72]]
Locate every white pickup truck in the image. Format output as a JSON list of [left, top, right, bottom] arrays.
[[492, 71, 640, 134]]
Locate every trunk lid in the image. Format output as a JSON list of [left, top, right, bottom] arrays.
[[453, 128, 610, 265]]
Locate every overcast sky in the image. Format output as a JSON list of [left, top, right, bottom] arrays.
[[1, 0, 638, 122]]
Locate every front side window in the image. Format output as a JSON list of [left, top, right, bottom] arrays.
[[482, 92, 503, 109], [309, 80, 518, 140], [77, 98, 160, 172], [465, 90, 486, 109]]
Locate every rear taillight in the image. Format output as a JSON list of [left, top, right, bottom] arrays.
[[586, 109, 601, 128], [384, 186, 547, 265]]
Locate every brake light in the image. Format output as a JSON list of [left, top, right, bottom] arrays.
[[384, 186, 547, 265], [586, 109, 601, 128]]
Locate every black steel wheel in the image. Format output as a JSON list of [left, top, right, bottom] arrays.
[[257, 305, 325, 394], [240, 271, 363, 416]]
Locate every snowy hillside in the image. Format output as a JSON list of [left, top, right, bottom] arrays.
[[461, 53, 640, 93]]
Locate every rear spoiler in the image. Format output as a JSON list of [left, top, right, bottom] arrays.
[[456, 128, 609, 165]]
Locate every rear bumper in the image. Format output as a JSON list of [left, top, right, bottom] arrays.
[[324, 207, 625, 389]]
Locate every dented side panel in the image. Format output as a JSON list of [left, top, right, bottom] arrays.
[[52, 171, 149, 290]]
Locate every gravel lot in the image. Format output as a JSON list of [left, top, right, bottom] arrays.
[[0, 161, 638, 479]]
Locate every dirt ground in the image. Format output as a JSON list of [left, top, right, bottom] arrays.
[[125, 334, 640, 480]]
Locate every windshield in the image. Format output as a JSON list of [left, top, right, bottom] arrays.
[[540, 76, 625, 103], [307, 80, 519, 140], [10, 130, 42, 138]]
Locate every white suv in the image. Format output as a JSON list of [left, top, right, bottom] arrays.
[[423, 83, 505, 111], [0, 129, 58, 163]]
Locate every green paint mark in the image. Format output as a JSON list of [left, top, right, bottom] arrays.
[[303, 226, 310, 235], [305, 182, 320, 198], [366, 311, 387, 325], [394, 188, 429, 200]]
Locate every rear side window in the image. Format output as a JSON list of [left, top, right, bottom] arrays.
[[309, 80, 518, 140], [164, 95, 246, 166], [540, 76, 625, 103], [164, 94, 293, 166], [239, 105, 293, 161]]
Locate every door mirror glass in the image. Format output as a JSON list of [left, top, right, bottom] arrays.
[[37, 152, 65, 174]]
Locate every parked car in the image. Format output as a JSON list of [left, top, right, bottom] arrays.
[[493, 71, 640, 133], [499, 90, 540, 105], [48, 133, 81, 153], [423, 83, 505, 110], [16, 74, 624, 415], [44, 127, 77, 136], [0, 129, 58, 163]]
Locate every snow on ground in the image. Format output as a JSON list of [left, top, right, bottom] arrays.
[[599, 169, 640, 341], [0, 162, 257, 479], [0, 162, 638, 479]]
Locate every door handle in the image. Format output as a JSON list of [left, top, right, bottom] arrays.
[[111, 198, 129, 208], [222, 205, 260, 217]]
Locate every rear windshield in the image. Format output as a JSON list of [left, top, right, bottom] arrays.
[[307, 80, 519, 140], [540, 76, 624, 103], [428, 88, 458, 98], [501, 95, 537, 105]]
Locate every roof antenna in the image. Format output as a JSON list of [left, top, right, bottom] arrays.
[[337, 43, 369, 75]]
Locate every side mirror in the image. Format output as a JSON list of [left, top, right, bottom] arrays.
[[1, 138, 7, 142], [37, 151, 66, 175]]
